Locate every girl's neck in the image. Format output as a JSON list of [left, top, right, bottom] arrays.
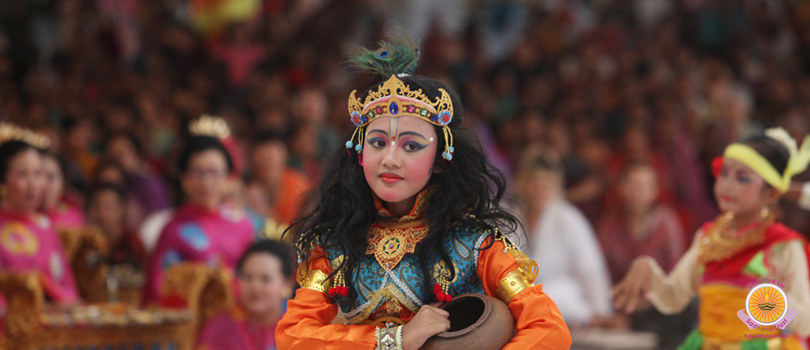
[[384, 198, 417, 217], [728, 210, 766, 232], [1, 203, 33, 217]]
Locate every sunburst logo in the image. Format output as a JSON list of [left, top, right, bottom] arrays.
[[746, 284, 787, 325], [738, 282, 797, 330]]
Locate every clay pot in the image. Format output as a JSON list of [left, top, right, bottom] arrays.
[[422, 293, 515, 350]]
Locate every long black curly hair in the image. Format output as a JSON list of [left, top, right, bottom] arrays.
[[286, 34, 520, 305]]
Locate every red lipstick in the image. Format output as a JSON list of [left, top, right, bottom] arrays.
[[380, 172, 404, 183]]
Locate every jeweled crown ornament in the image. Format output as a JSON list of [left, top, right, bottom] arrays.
[[189, 114, 231, 139], [346, 75, 455, 160], [346, 32, 456, 161], [0, 122, 50, 149]]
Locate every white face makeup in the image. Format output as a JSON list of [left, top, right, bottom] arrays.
[[362, 116, 438, 215]]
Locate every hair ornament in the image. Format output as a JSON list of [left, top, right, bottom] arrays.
[[0, 122, 50, 149], [189, 114, 231, 139], [765, 127, 798, 156], [722, 127, 810, 192]]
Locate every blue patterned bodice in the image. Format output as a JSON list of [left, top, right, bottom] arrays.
[[323, 226, 491, 325]]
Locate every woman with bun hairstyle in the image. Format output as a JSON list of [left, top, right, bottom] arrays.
[[0, 123, 78, 304], [142, 117, 255, 304], [275, 34, 570, 350], [613, 128, 810, 349]]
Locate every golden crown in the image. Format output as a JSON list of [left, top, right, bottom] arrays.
[[189, 114, 230, 139], [0, 122, 50, 149], [346, 75, 456, 160]]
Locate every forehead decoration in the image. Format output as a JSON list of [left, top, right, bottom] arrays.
[[345, 75, 455, 161]]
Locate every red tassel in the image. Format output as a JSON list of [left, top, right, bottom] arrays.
[[444, 294, 452, 303], [433, 283, 442, 294], [340, 286, 349, 296]]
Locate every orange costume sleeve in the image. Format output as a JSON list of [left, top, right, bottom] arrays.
[[478, 237, 572, 349], [275, 245, 377, 349]]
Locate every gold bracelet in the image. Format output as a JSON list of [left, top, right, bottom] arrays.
[[374, 325, 403, 350], [495, 269, 531, 304], [300, 269, 331, 294]]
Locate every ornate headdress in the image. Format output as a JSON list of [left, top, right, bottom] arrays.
[[188, 114, 243, 177], [345, 34, 456, 161], [0, 122, 50, 149], [719, 127, 810, 193], [189, 114, 231, 139]]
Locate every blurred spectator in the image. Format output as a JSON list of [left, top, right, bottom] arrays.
[[142, 135, 255, 304], [246, 132, 311, 224], [40, 152, 85, 230], [597, 162, 685, 283], [0, 139, 78, 304], [104, 133, 171, 230], [512, 147, 614, 329], [196, 240, 293, 350], [87, 183, 144, 267]]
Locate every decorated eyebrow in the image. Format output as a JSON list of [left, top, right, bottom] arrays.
[[397, 131, 427, 140], [367, 129, 389, 137]]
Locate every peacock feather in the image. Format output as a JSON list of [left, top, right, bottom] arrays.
[[350, 31, 420, 78]]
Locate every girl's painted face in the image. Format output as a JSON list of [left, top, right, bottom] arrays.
[[714, 157, 776, 216], [363, 116, 438, 214], [181, 149, 229, 210], [3, 149, 45, 213], [237, 253, 289, 317]]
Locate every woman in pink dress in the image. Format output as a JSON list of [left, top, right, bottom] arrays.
[[142, 133, 255, 304], [196, 240, 293, 350], [40, 152, 85, 231], [0, 137, 78, 304]]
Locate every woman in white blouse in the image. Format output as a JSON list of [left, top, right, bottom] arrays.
[[511, 147, 614, 328]]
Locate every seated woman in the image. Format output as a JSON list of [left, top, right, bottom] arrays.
[[596, 162, 686, 283], [87, 183, 145, 267], [511, 147, 613, 329], [197, 240, 293, 350], [0, 124, 78, 304], [142, 121, 255, 304], [40, 152, 85, 231]]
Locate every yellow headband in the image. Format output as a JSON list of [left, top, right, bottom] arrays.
[[723, 136, 810, 193]]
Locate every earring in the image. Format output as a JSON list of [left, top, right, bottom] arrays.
[[358, 152, 364, 166], [760, 207, 771, 219]]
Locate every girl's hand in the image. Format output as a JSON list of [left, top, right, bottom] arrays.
[[402, 304, 450, 350], [611, 260, 652, 314]]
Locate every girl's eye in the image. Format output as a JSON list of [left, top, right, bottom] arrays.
[[403, 141, 427, 152], [738, 175, 751, 183], [719, 167, 729, 177], [368, 138, 386, 149]]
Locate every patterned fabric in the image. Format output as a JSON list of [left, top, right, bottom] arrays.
[[46, 200, 86, 230], [325, 226, 488, 325], [143, 204, 255, 304], [0, 210, 78, 303]]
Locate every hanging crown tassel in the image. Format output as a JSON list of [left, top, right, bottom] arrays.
[[328, 269, 349, 297]]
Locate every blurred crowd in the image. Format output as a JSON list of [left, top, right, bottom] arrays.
[[2, 0, 810, 349]]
